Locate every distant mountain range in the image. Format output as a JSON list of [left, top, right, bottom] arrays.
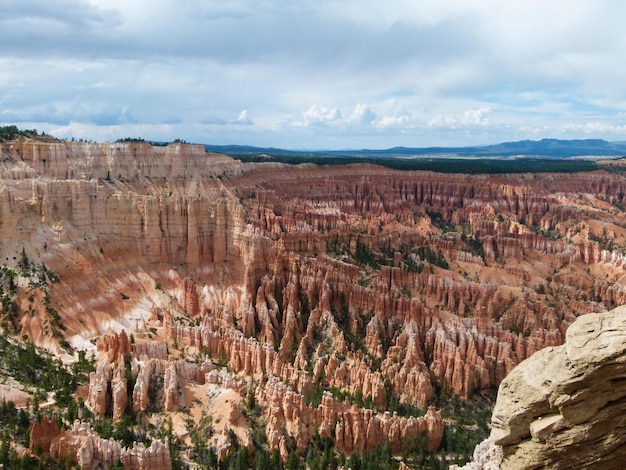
[[205, 138, 626, 159]]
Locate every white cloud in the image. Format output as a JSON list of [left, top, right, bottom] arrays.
[[3, 0, 626, 147], [236, 110, 253, 125], [461, 107, 491, 126], [302, 105, 343, 127], [560, 122, 626, 135], [348, 104, 376, 125], [375, 99, 414, 129], [427, 107, 492, 130], [378, 115, 412, 129]]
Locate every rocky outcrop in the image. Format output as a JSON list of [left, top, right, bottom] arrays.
[[99, 331, 131, 363], [111, 360, 129, 421], [163, 363, 180, 411], [487, 305, 626, 469], [3, 140, 243, 180], [131, 359, 153, 415], [29, 416, 61, 454], [87, 334, 212, 417], [451, 440, 503, 470], [47, 421, 171, 470], [87, 359, 112, 417], [257, 377, 444, 457], [29, 418, 171, 469]]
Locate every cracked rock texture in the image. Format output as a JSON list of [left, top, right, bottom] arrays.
[[489, 305, 626, 469]]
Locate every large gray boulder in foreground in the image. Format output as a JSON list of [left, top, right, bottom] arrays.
[[489, 305, 626, 469]]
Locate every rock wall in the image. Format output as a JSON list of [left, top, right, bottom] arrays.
[[2, 140, 242, 180], [484, 305, 626, 469], [51, 422, 171, 470]]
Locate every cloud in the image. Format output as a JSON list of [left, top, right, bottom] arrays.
[[200, 116, 228, 125], [2, 0, 626, 147], [236, 110, 253, 125], [375, 99, 414, 129], [378, 115, 413, 129], [461, 107, 491, 126], [348, 104, 376, 125], [0, 0, 120, 28], [560, 122, 626, 135], [0, 101, 136, 126], [302, 105, 343, 127], [427, 107, 492, 130]]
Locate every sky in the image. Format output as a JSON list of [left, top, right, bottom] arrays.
[[2, 0, 626, 149]]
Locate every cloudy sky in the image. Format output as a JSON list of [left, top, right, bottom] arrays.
[[2, 0, 626, 148]]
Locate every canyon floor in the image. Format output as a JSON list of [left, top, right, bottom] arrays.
[[1, 138, 626, 468]]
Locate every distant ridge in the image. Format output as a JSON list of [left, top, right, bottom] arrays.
[[205, 138, 626, 159]]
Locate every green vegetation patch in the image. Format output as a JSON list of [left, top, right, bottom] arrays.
[[0, 125, 55, 142]]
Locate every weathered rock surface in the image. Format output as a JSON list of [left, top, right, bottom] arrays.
[[29, 418, 172, 469], [257, 376, 444, 457], [451, 439, 503, 470], [50, 422, 171, 470], [87, 359, 112, 417], [29, 415, 61, 454], [6, 140, 626, 464], [489, 305, 626, 469]]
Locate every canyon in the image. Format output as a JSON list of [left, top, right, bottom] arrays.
[[2, 138, 626, 467]]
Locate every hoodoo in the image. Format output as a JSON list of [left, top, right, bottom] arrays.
[[3, 138, 626, 466]]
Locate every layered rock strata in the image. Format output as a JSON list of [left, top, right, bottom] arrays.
[[488, 305, 626, 469], [4, 141, 626, 462]]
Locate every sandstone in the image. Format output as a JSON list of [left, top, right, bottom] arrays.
[[451, 439, 503, 470], [132, 340, 168, 360], [214, 428, 234, 461], [6, 141, 626, 466], [488, 305, 626, 469], [256, 377, 444, 455], [111, 360, 129, 421], [99, 331, 131, 363], [163, 363, 180, 411], [29, 416, 60, 454], [45, 421, 171, 470], [228, 401, 242, 425], [87, 359, 112, 416], [132, 360, 153, 415]]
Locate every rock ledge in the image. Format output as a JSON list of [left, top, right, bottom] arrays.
[[488, 305, 626, 469]]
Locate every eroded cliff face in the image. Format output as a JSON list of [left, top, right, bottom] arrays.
[[3, 140, 626, 464], [461, 305, 626, 469]]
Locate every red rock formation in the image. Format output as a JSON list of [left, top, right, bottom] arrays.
[[181, 278, 200, 317], [46, 421, 171, 470], [29, 416, 61, 454], [256, 377, 444, 455], [132, 359, 153, 415], [87, 359, 112, 416], [112, 360, 129, 421], [163, 363, 180, 411], [99, 331, 131, 363], [6, 141, 626, 464], [86, 340, 213, 418]]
